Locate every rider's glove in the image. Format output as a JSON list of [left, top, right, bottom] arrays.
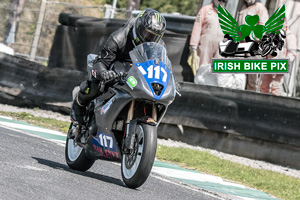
[[99, 70, 117, 81], [92, 69, 117, 81]]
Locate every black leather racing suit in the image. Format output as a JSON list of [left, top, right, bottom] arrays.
[[76, 18, 165, 108]]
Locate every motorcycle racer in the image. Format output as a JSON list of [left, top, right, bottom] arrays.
[[71, 8, 166, 128]]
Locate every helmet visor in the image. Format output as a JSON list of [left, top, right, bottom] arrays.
[[140, 29, 162, 43]]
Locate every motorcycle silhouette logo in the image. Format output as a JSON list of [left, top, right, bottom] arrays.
[[218, 5, 286, 57]]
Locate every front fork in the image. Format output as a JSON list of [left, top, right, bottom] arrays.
[[123, 100, 157, 154], [126, 100, 157, 123], [126, 100, 135, 123]]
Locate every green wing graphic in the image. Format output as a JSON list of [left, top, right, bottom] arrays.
[[264, 5, 285, 34], [218, 5, 243, 42]]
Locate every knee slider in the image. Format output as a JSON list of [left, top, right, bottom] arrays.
[[79, 80, 91, 94]]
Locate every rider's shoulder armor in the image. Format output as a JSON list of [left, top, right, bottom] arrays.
[[111, 18, 136, 49]]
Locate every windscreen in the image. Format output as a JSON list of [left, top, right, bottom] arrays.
[[129, 42, 172, 69]]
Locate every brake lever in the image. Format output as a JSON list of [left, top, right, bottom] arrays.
[[103, 72, 128, 86], [119, 72, 128, 85]]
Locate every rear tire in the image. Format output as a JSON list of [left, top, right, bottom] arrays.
[[65, 124, 95, 171], [121, 123, 157, 189]]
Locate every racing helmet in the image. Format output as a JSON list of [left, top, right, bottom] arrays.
[[133, 8, 166, 45]]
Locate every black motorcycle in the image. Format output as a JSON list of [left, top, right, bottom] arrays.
[[65, 42, 176, 188]]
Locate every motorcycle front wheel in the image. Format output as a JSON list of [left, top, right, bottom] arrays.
[[65, 124, 95, 171], [121, 123, 157, 189]]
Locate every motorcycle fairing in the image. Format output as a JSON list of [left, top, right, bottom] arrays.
[[91, 131, 121, 161], [127, 43, 176, 105], [94, 89, 132, 131], [135, 60, 170, 100]]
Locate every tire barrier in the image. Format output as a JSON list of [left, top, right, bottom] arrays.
[[165, 82, 300, 146], [159, 82, 300, 169], [0, 52, 85, 113], [163, 14, 195, 34]]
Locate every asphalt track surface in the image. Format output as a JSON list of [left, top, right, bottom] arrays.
[[0, 126, 221, 200]]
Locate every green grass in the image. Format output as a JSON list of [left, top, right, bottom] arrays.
[[156, 145, 300, 200], [0, 111, 70, 134], [0, 110, 299, 200]]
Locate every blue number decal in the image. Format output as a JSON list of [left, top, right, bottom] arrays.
[[136, 60, 170, 100]]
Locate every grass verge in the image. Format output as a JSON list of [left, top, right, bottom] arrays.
[[0, 111, 299, 200], [156, 145, 300, 200], [0, 111, 70, 134]]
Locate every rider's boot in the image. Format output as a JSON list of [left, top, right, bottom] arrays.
[[71, 97, 85, 124], [70, 95, 86, 142]]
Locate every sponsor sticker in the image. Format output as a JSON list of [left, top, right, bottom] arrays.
[[92, 131, 119, 159], [127, 76, 137, 90], [101, 98, 114, 114]]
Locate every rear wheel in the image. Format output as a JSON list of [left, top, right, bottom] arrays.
[[121, 123, 157, 189], [65, 124, 95, 171]]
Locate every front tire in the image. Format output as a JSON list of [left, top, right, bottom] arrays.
[[65, 124, 95, 171], [121, 123, 157, 189]]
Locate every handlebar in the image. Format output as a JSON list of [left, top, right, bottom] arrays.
[[103, 72, 128, 84], [99, 72, 128, 92]]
